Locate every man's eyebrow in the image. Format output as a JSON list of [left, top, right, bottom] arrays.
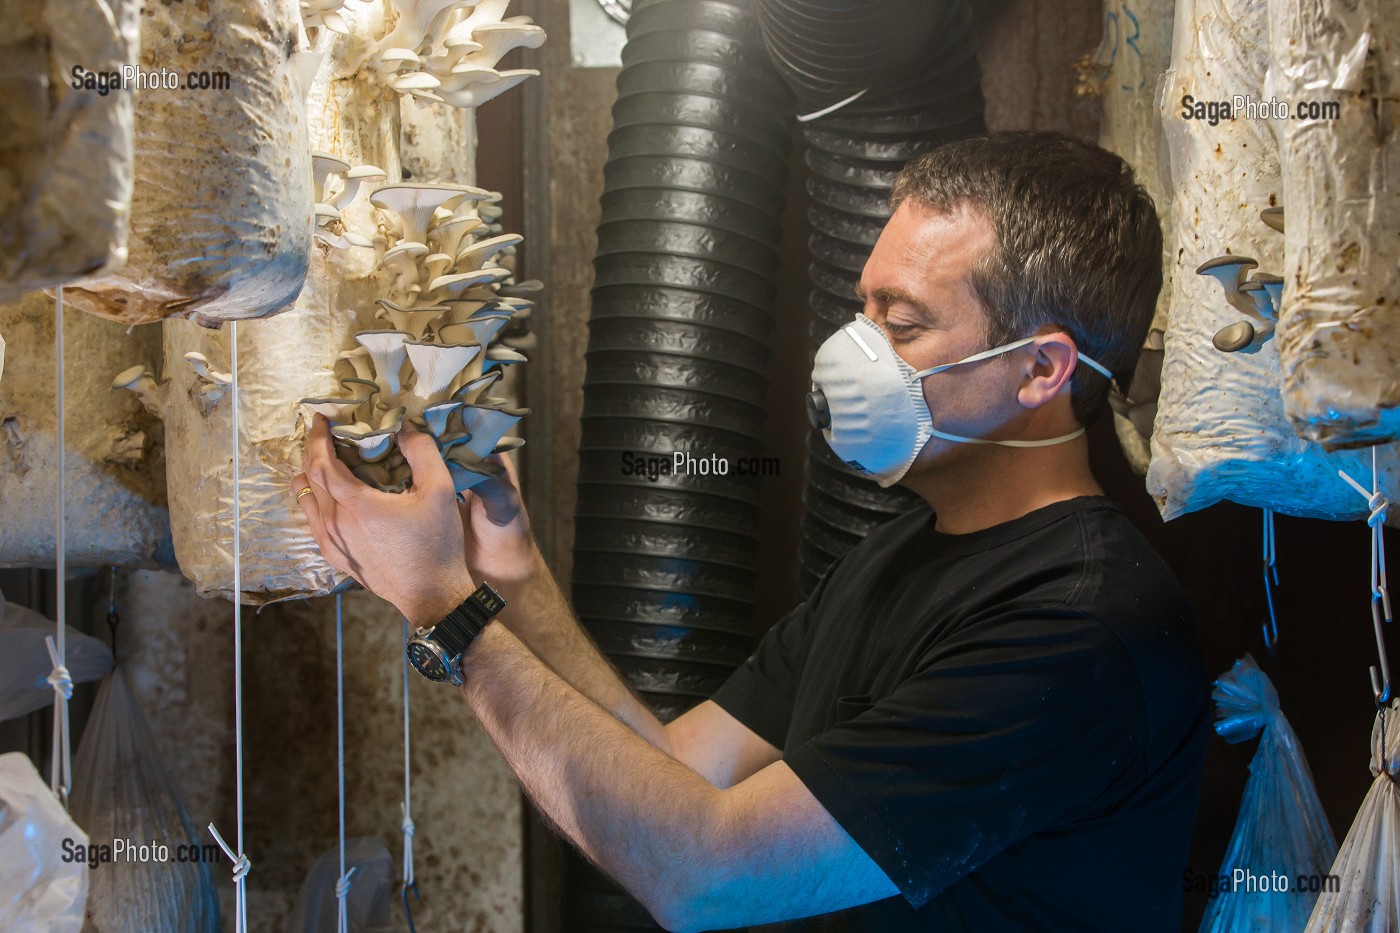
[[853, 283, 928, 312]]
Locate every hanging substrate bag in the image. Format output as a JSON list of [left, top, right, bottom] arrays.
[[68, 668, 219, 933], [1305, 700, 1400, 932], [1200, 655, 1336, 932], [0, 752, 88, 932], [61, 0, 311, 326]]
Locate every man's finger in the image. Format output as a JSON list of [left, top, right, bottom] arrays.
[[305, 414, 370, 503], [398, 420, 454, 495], [293, 472, 344, 564]]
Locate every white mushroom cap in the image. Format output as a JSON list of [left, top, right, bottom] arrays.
[[446, 457, 505, 494], [458, 21, 546, 69], [300, 392, 373, 423], [429, 214, 488, 259], [336, 347, 376, 383], [421, 400, 463, 437], [458, 405, 523, 460], [371, 183, 489, 245], [113, 364, 156, 393], [355, 330, 412, 395], [404, 339, 483, 404], [451, 369, 500, 404], [455, 232, 523, 271], [437, 312, 511, 347], [375, 299, 449, 340], [428, 269, 502, 299], [183, 352, 232, 385], [482, 347, 527, 371], [331, 164, 389, 211], [331, 425, 397, 462], [311, 151, 352, 203]]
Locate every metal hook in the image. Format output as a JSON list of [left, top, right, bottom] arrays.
[[1339, 452, 1393, 707], [1261, 509, 1280, 655], [400, 880, 420, 933], [1369, 594, 1392, 707]]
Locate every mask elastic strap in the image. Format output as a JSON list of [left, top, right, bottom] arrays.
[[927, 425, 1088, 448], [913, 337, 1114, 381]]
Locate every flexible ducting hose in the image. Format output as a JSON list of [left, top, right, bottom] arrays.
[[567, 0, 793, 927], [756, 0, 987, 596], [565, 1, 984, 927]]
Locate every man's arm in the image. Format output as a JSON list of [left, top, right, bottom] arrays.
[[462, 621, 900, 932], [491, 544, 782, 787]]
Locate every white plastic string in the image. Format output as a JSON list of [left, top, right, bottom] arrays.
[[208, 320, 250, 932], [1338, 446, 1393, 704], [401, 617, 416, 890], [797, 86, 870, 123], [335, 592, 356, 933], [49, 288, 72, 805], [1262, 508, 1280, 653]]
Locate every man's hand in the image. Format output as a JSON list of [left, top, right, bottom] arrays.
[[296, 415, 475, 625], [456, 449, 535, 590]]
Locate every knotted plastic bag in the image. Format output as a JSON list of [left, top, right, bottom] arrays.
[[286, 836, 394, 933], [0, 752, 88, 932], [0, 588, 113, 722], [67, 668, 218, 932], [1200, 655, 1336, 932], [1305, 699, 1400, 932]]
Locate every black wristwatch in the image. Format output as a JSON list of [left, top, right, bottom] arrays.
[[405, 582, 507, 685]]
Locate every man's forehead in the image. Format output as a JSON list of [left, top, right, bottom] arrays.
[[862, 202, 994, 306]]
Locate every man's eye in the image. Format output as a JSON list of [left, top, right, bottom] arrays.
[[884, 323, 917, 338]]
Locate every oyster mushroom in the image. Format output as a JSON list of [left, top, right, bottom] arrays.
[[300, 389, 374, 423], [371, 184, 488, 245], [1259, 207, 1284, 233], [455, 232, 523, 271], [498, 278, 543, 298], [332, 165, 389, 212], [184, 352, 232, 403], [428, 269, 503, 300], [336, 347, 376, 383], [458, 405, 524, 460], [422, 252, 456, 282], [420, 400, 463, 437], [375, 299, 448, 340], [437, 312, 511, 347], [312, 151, 351, 204], [482, 347, 527, 371], [445, 454, 505, 494], [1196, 255, 1260, 318], [380, 242, 430, 296], [355, 330, 412, 395], [376, 0, 474, 60], [404, 340, 482, 404], [331, 424, 397, 462], [1250, 273, 1283, 317], [459, 21, 547, 67], [451, 370, 500, 404], [429, 214, 487, 259], [113, 364, 164, 416]]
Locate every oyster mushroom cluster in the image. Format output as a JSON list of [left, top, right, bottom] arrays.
[[313, 152, 386, 250], [1200, 207, 1285, 355], [370, 0, 545, 109], [302, 180, 537, 493]]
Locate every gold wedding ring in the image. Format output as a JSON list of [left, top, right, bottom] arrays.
[[295, 486, 315, 501]]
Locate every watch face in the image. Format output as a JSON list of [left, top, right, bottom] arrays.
[[407, 641, 449, 682]]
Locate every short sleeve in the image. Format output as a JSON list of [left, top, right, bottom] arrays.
[[784, 610, 1148, 910], [708, 564, 846, 748]]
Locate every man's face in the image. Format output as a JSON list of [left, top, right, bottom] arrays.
[[855, 200, 1022, 472]]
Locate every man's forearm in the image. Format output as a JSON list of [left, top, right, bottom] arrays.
[[460, 623, 725, 929], [490, 545, 671, 752]]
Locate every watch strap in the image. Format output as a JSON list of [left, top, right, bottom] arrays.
[[433, 582, 506, 656]]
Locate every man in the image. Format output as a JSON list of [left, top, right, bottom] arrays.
[[296, 130, 1209, 932]]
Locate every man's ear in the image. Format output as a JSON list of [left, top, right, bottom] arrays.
[[1016, 331, 1079, 412]]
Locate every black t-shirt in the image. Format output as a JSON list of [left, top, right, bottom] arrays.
[[711, 496, 1209, 932]]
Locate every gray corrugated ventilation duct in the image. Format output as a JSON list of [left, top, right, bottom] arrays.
[[755, 0, 987, 597], [563, 0, 984, 928], [566, 0, 793, 928]]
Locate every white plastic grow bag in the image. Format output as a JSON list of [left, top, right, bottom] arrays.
[[1147, 0, 1400, 524], [62, 0, 311, 326], [0, 0, 138, 297]]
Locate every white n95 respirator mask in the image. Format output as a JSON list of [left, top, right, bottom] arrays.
[[806, 314, 1114, 487]]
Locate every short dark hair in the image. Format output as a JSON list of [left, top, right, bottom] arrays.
[[889, 131, 1162, 425]]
